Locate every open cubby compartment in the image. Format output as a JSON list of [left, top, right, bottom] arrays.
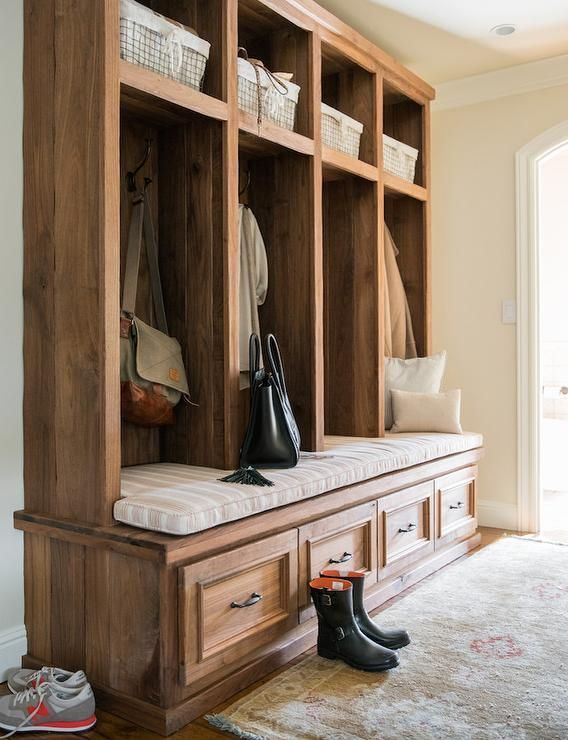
[[321, 42, 377, 166], [238, 0, 312, 138], [383, 78, 425, 187], [238, 142, 321, 450], [133, 0, 226, 101], [120, 108, 226, 469], [384, 193, 428, 357], [323, 176, 382, 436]]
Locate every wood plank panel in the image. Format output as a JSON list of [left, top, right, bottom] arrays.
[[324, 178, 380, 436], [50, 540, 85, 669], [23, 0, 57, 515], [120, 117, 162, 467], [28, 0, 121, 524], [159, 118, 228, 467], [384, 195, 427, 356], [86, 549, 161, 704], [249, 152, 321, 450], [23, 533, 52, 663]]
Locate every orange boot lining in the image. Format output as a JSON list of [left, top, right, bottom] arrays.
[[320, 569, 365, 579], [310, 577, 352, 591]]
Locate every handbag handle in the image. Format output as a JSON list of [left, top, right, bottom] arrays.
[[249, 333, 261, 389], [265, 334, 288, 400]]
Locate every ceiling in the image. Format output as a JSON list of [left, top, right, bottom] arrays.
[[315, 0, 568, 85]]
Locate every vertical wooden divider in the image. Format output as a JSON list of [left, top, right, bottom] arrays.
[[422, 101, 432, 356], [376, 70, 386, 435], [24, 0, 121, 525], [223, 0, 242, 469], [310, 31, 325, 451], [323, 65, 381, 437]]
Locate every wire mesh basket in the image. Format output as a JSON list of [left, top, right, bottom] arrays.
[[383, 134, 419, 183], [237, 57, 300, 131], [120, 0, 210, 91], [321, 103, 363, 158]]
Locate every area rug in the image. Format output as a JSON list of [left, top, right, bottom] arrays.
[[207, 538, 568, 739]]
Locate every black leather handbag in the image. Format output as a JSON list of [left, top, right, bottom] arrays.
[[240, 333, 300, 469]]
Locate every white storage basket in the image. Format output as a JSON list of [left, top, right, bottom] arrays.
[[383, 134, 419, 183], [120, 0, 211, 91], [237, 57, 300, 131], [321, 103, 364, 159]]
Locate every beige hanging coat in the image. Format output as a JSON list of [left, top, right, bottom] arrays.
[[384, 224, 417, 359], [239, 204, 269, 376]]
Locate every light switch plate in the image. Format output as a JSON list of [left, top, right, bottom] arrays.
[[502, 299, 517, 324]]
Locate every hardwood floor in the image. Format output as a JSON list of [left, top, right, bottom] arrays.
[[0, 527, 512, 739]]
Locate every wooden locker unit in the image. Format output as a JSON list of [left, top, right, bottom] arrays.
[[18, 0, 481, 735]]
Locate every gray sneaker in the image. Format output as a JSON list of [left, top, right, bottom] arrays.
[[6, 667, 87, 695], [0, 683, 96, 736]]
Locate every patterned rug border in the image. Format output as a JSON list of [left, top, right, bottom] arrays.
[[206, 713, 267, 740], [205, 536, 568, 740]]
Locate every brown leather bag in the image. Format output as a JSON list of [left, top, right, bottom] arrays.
[[120, 181, 190, 427]]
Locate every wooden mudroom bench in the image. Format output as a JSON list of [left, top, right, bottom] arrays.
[[15, 435, 482, 735], [20, 0, 480, 734]]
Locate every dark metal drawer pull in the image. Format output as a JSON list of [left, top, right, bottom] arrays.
[[398, 523, 417, 533], [449, 501, 465, 510], [329, 551, 352, 564], [231, 592, 263, 609]]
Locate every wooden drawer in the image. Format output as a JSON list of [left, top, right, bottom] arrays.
[[436, 466, 478, 547], [179, 530, 298, 687], [378, 481, 434, 580], [298, 502, 377, 622]]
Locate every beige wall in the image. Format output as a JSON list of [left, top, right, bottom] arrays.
[[431, 84, 568, 527]]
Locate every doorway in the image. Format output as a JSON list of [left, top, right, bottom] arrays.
[[517, 122, 568, 538], [539, 144, 568, 542]]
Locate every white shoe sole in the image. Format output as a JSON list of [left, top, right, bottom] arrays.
[[0, 716, 96, 733]]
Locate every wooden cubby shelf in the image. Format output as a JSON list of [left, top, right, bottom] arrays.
[[322, 146, 379, 182], [383, 171, 428, 201], [22, 0, 444, 734], [120, 60, 229, 125], [239, 111, 315, 157]]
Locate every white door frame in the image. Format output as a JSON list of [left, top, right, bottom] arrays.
[[516, 120, 568, 533]]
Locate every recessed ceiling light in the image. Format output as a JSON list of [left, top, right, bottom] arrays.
[[491, 24, 516, 36]]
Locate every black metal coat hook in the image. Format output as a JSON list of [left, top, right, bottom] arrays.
[[127, 139, 152, 193]]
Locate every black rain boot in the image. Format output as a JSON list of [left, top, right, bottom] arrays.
[[321, 570, 410, 650], [309, 577, 399, 672]]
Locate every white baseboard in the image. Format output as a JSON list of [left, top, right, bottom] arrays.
[[0, 626, 27, 682], [477, 499, 519, 530]]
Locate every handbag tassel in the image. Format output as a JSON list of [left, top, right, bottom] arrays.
[[218, 466, 274, 487]]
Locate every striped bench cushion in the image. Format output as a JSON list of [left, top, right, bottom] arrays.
[[114, 432, 483, 536]]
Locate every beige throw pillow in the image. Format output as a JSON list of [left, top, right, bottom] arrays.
[[384, 352, 446, 430], [390, 389, 463, 434]]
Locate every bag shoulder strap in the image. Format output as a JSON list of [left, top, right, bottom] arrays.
[[121, 189, 169, 335]]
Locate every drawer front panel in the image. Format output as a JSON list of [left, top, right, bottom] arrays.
[[179, 530, 298, 687], [201, 558, 288, 658], [378, 481, 434, 580], [436, 466, 478, 546], [298, 502, 377, 621]]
